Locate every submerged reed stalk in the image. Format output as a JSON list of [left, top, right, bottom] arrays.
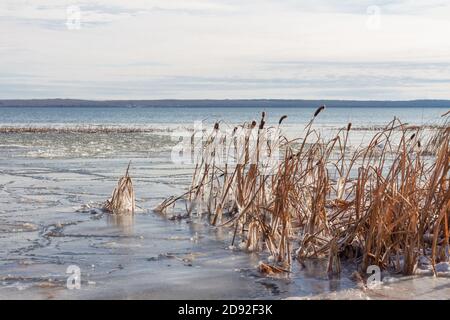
[[104, 162, 135, 215]]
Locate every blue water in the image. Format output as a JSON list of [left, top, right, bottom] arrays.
[[0, 106, 447, 127]]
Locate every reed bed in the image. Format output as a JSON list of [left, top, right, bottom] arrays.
[[156, 109, 450, 276], [346, 124, 447, 132]]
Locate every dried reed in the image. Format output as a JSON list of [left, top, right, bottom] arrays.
[[104, 162, 136, 215], [156, 110, 449, 275]]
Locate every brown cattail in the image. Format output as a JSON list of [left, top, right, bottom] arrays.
[[417, 140, 421, 148], [347, 122, 352, 132], [314, 105, 326, 117], [251, 120, 257, 128], [214, 122, 219, 130], [410, 133, 416, 140], [279, 115, 287, 125], [259, 112, 266, 129], [259, 121, 265, 130]]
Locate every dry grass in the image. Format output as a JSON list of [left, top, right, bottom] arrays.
[[104, 162, 136, 215], [156, 109, 450, 275]]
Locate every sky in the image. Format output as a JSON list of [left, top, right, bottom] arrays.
[[1, 0, 450, 100]]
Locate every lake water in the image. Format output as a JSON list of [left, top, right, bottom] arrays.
[[0, 106, 449, 299], [0, 106, 446, 128]]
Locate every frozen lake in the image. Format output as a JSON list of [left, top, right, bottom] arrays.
[[0, 106, 449, 299]]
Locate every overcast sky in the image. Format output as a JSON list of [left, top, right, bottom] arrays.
[[1, 0, 450, 100]]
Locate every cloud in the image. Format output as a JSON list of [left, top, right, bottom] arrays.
[[0, 0, 238, 26], [1, 0, 450, 99]]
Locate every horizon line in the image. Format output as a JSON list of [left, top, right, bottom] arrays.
[[2, 98, 450, 102]]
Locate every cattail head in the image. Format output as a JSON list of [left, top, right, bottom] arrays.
[[259, 120, 265, 130], [232, 126, 238, 135], [214, 122, 219, 130], [251, 120, 257, 128], [259, 111, 266, 129], [347, 122, 352, 132], [314, 105, 326, 117], [279, 115, 287, 125], [417, 140, 421, 148], [410, 133, 416, 140]]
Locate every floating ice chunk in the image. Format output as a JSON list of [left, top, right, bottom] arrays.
[[383, 276, 400, 283], [418, 255, 431, 266], [414, 268, 433, 276], [435, 262, 450, 273]]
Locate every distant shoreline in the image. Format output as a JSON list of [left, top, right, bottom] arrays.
[[1, 99, 450, 108]]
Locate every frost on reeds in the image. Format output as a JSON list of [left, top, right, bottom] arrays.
[[104, 162, 135, 215], [156, 109, 450, 276]]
